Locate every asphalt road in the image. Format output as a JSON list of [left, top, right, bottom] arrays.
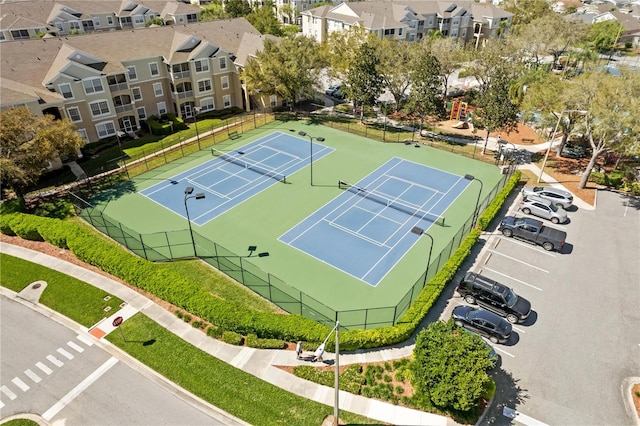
[[0, 294, 243, 425], [441, 189, 640, 425]]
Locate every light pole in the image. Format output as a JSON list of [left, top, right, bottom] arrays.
[[411, 227, 434, 288], [538, 109, 586, 183], [333, 320, 340, 426], [298, 131, 325, 186], [193, 106, 202, 150], [116, 131, 129, 178], [184, 187, 205, 256], [464, 174, 483, 227]]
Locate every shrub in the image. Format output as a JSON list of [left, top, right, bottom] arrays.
[[192, 320, 205, 329], [222, 331, 244, 345], [589, 171, 606, 185], [182, 314, 192, 323], [206, 326, 223, 339], [245, 334, 286, 349]]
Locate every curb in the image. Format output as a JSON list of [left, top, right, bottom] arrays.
[[622, 377, 640, 426]]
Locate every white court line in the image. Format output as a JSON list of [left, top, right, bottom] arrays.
[[498, 236, 557, 257], [482, 267, 543, 292], [46, 355, 64, 367], [36, 362, 53, 375], [12, 377, 29, 392], [487, 249, 549, 273], [1, 385, 17, 400], [42, 356, 118, 421], [56, 348, 74, 360], [67, 341, 84, 353], [24, 369, 41, 383], [76, 334, 94, 347]]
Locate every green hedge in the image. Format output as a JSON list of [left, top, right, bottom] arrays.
[[222, 330, 244, 346], [0, 172, 520, 349], [246, 334, 286, 349]]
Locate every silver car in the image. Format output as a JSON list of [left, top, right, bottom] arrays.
[[521, 186, 573, 209], [519, 195, 568, 224]]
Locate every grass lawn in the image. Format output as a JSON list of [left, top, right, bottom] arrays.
[[107, 313, 380, 425], [0, 253, 123, 327], [1, 420, 39, 426]]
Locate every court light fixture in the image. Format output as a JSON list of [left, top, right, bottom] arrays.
[[299, 131, 326, 186], [464, 174, 483, 227], [184, 186, 205, 257], [411, 227, 434, 289], [247, 245, 269, 258]]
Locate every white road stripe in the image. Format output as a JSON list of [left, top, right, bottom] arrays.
[[494, 346, 515, 358], [483, 267, 543, 292], [12, 377, 29, 392], [0, 400, 4, 409], [67, 341, 84, 353], [1, 385, 17, 400], [46, 355, 64, 367], [36, 362, 53, 375], [42, 356, 118, 421], [512, 325, 527, 334], [76, 334, 94, 347], [499, 236, 557, 257], [487, 249, 549, 273], [503, 406, 550, 426], [24, 369, 41, 383], [56, 348, 74, 360]]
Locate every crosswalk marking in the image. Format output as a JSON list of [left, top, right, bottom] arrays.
[[67, 341, 84, 353], [36, 362, 53, 375], [24, 369, 41, 383], [76, 334, 94, 347], [46, 355, 64, 367], [57, 348, 74, 360], [0, 400, 4, 410], [12, 377, 29, 392], [1, 385, 17, 400]]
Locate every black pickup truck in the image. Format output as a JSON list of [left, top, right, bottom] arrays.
[[498, 216, 567, 252]]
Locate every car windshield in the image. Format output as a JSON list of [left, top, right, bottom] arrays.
[[505, 290, 518, 307], [549, 203, 558, 212]]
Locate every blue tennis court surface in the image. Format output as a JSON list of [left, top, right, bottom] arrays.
[[279, 158, 471, 286], [140, 132, 333, 225]]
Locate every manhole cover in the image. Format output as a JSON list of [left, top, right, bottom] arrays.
[[32, 283, 42, 289]]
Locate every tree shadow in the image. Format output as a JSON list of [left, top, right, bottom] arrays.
[[481, 369, 530, 425]]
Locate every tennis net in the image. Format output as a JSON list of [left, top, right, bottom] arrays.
[[339, 180, 445, 226], [212, 148, 286, 183]]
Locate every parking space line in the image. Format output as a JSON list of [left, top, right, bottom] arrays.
[[24, 369, 41, 383], [512, 325, 526, 334], [487, 249, 549, 273], [1, 385, 17, 400], [498, 237, 557, 257], [493, 346, 515, 358], [483, 267, 543, 291], [503, 406, 550, 426], [36, 362, 53, 375], [11, 377, 29, 392], [46, 355, 64, 367]]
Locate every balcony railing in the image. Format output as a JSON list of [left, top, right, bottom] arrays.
[[114, 104, 134, 114], [109, 82, 129, 92], [173, 90, 194, 99], [171, 71, 191, 79]]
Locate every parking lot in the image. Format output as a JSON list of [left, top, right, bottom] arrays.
[[440, 189, 640, 425]]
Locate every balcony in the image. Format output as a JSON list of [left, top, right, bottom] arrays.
[[173, 90, 194, 99], [114, 104, 134, 114], [109, 82, 129, 92], [171, 71, 191, 80]]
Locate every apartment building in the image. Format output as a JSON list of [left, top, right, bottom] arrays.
[[301, 0, 512, 46], [0, 19, 275, 143], [0, 1, 201, 42]]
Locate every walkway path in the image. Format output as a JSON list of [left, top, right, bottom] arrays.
[[0, 242, 456, 426]]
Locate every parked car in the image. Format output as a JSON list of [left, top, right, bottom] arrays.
[[521, 186, 573, 209], [456, 327, 499, 369], [519, 195, 568, 224], [451, 306, 512, 344], [325, 84, 340, 96], [498, 216, 567, 251], [331, 87, 345, 99], [456, 272, 531, 324]]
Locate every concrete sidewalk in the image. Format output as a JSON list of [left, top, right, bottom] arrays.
[[0, 242, 456, 426]]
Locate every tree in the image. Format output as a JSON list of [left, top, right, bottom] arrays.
[[425, 37, 468, 97], [200, 2, 229, 21], [243, 36, 325, 110], [278, 4, 295, 24], [463, 40, 524, 94], [378, 38, 413, 110], [587, 20, 624, 53], [224, 0, 252, 18], [246, 1, 283, 36], [406, 52, 445, 134], [344, 41, 384, 123], [475, 68, 520, 154], [502, 0, 551, 30], [0, 107, 84, 207], [326, 26, 376, 79], [410, 320, 494, 412]]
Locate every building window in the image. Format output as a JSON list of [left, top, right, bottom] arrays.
[[201, 97, 215, 111], [83, 77, 104, 94], [219, 56, 227, 70], [157, 102, 167, 115], [137, 107, 147, 120], [59, 83, 73, 99], [70, 22, 80, 30], [78, 129, 88, 141], [153, 82, 163, 97], [93, 17, 101, 26], [223, 94, 231, 108], [107, 16, 114, 25], [149, 62, 159, 76], [67, 107, 82, 122], [0, 32, 5, 41], [270, 95, 277, 108], [96, 122, 116, 138], [452, 17, 460, 26], [461, 28, 467, 37], [399, 28, 403, 36], [127, 66, 137, 81], [198, 79, 212, 93], [428, 17, 434, 26], [90, 100, 110, 116], [134, 15, 144, 24], [451, 29, 458, 37], [132, 87, 142, 101], [384, 29, 395, 36], [221, 76, 229, 90], [10, 29, 30, 39], [195, 59, 209, 73]]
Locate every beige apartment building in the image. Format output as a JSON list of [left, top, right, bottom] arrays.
[[0, 19, 276, 144]]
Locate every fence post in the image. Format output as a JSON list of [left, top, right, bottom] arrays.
[[239, 257, 245, 284], [139, 233, 149, 260], [165, 232, 173, 260]]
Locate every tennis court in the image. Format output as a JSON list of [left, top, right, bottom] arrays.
[[279, 157, 471, 286], [139, 131, 333, 225]]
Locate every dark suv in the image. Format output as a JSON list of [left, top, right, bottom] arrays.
[[456, 272, 531, 324], [452, 306, 512, 344]]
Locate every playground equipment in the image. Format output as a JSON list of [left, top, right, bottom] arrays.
[[450, 100, 468, 121]]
